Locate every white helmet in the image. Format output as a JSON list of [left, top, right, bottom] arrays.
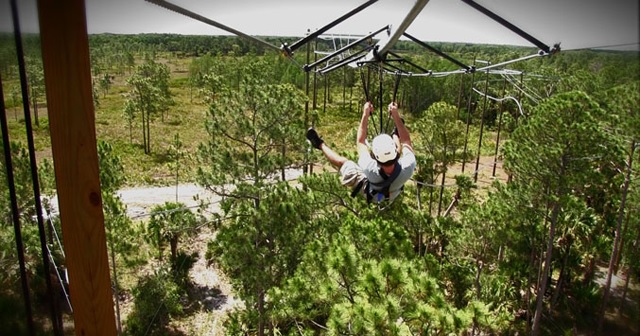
[[371, 134, 398, 164]]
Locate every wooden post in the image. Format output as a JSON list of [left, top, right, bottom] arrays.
[[36, 0, 117, 335]]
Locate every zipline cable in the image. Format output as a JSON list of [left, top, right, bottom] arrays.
[[472, 87, 525, 117], [285, 0, 380, 55], [44, 214, 73, 313], [384, 72, 402, 133], [46, 209, 65, 258], [145, 0, 280, 53], [561, 42, 639, 51], [47, 249, 73, 313], [360, 67, 379, 135], [474, 52, 547, 73], [502, 73, 542, 103]]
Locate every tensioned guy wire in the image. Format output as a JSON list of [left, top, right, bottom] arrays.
[[0, 72, 35, 336], [10, 0, 63, 333]]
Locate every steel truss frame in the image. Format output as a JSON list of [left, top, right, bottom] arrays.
[[146, 0, 560, 76]]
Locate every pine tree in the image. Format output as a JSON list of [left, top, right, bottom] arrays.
[[415, 101, 466, 216], [197, 58, 308, 336], [503, 91, 618, 335], [124, 57, 173, 154]]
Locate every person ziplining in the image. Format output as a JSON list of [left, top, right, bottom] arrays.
[[146, 0, 560, 208], [306, 101, 416, 205]]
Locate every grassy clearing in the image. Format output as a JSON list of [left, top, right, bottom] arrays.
[[91, 56, 209, 186], [2, 52, 504, 188]]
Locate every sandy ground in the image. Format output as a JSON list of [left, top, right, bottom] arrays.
[[41, 168, 305, 334], [117, 183, 222, 218], [116, 168, 306, 218]]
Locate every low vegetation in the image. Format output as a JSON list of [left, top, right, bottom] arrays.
[[0, 33, 638, 335]]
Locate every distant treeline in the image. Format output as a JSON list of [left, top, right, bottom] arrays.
[[1, 32, 637, 87]]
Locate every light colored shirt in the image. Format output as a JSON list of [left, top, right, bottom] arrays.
[[358, 144, 416, 202]]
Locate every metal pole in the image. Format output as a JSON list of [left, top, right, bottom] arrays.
[[304, 26, 386, 72], [460, 0, 551, 53], [508, 72, 524, 183], [492, 76, 508, 177], [145, 0, 280, 52], [304, 30, 311, 175], [403, 32, 470, 71], [455, 74, 465, 120], [312, 38, 318, 111], [11, 0, 62, 333], [461, 59, 477, 173], [342, 67, 346, 112], [376, 0, 431, 57], [378, 63, 384, 134], [286, 0, 380, 53], [0, 73, 36, 336], [474, 60, 491, 183], [323, 72, 328, 116]]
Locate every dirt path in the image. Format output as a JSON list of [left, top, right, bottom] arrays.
[[116, 183, 222, 218], [113, 169, 303, 334], [116, 168, 305, 218], [168, 226, 243, 335]]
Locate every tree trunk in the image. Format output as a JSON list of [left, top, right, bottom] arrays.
[[281, 138, 286, 181], [525, 240, 537, 331], [620, 228, 640, 314], [175, 151, 179, 202], [257, 287, 265, 336], [614, 210, 631, 274], [170, 237, 178, 262], [157, 230, 163, 261], [582, 257, 597, 285], [146, 109, 151, 154], [551, 242, 572, 308], [532, 198, 561, 335], [110, 240, 123, 335], [32, 94, 40, 127], [438, 137, 448, 216], [437, 169, 446, 216], [128, 116, 133, 144], [598, 141, 635, 333], [472, 259, 483, 336], [475, 259, 483, 299], [141, 105, 147, 152], [428, 174, 434, 215]]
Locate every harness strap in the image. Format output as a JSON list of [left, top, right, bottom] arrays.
[[350, 179, 374, 203], [369, 163, 401, 200], [350, 164, 402, 203], [351, 179, 365, 198]]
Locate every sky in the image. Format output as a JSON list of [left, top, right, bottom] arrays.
[[1, 0, 638, 51]]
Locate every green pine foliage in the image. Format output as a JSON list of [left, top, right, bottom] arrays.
[[124, 267, 184, 336], [0, 33, 638, 335]]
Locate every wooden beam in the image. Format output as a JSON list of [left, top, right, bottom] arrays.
[[36, 0, 117, 334]]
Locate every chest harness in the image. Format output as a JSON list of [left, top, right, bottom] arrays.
[[351, 163, 402, 203]]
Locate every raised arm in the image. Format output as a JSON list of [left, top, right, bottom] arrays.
[[357, 101, 373, 155], [389, 102, 413, 152]]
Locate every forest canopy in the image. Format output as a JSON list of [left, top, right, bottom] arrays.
[[0, 32, 638, 335]]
